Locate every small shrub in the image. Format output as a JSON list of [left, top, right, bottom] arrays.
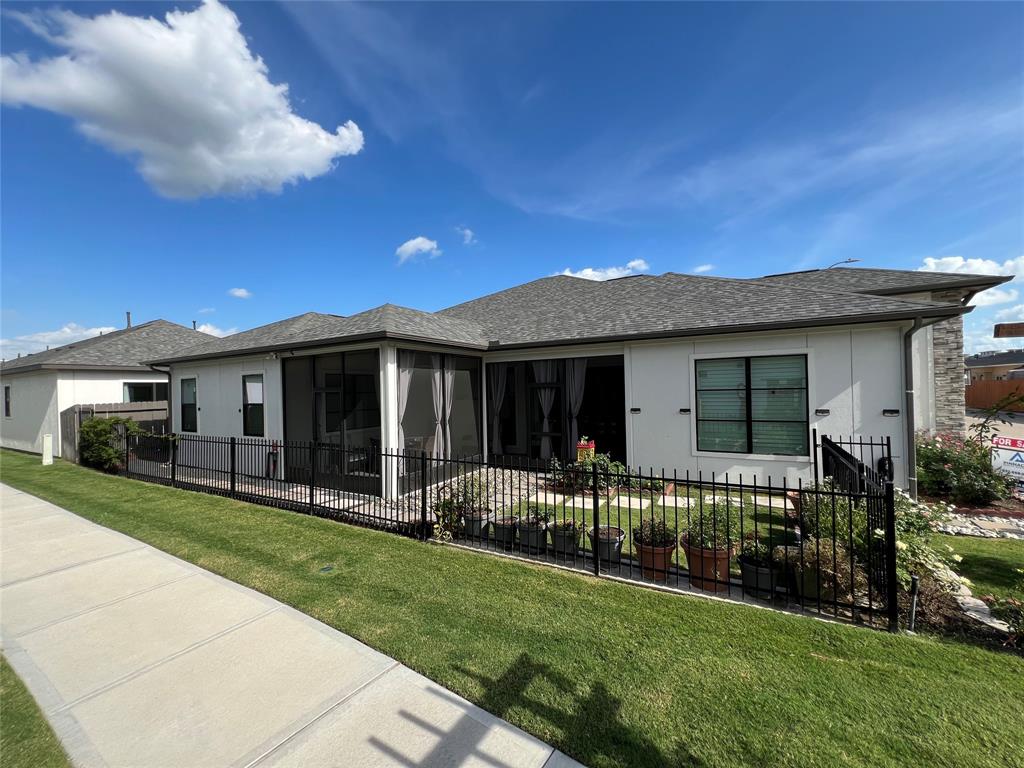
[[432, 497, 463, 541], [781, 539, 869, 603], [682, 501, 739, 551], [550, 452, 624, 493], [79, 417, 140, 473], [916, 432, 1010, 505], [520, 504, 551, 526], [434, 474, 490, 515], [738, 536, 774, 566], [633, 518, 678, 548]]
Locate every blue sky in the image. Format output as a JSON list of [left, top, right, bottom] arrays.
[[1, 1, 1022, 357]]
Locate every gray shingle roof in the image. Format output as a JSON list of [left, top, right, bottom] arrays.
[[146, 270, 978, 364], [0, 320, 213, 374], [756, 266, 1011, 296], [438, 273, 966, 348], [152, 305, 488, 364], [965, 350, 1024, 368]]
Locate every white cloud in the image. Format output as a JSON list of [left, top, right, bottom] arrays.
[[919, 254, 1024, 307], [396, 236, 441, 264], [228, 288, 252, 299], [197, 307, 216, 314], [0, 322, 116, 359], [693, 264, 714, 274], [995, 305, 1024, 322], [0, 0, 363, 198], [456, 226, 476, 245], [196, 323, 237, 337], [558, 258, 650, 281]]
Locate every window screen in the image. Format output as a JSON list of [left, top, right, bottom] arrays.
[[242, 374, 264, 437], [180, 378, 197, 433], [695, 355, 808, 455]]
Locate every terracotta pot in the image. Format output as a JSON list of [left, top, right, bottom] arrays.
[[636, 542, 677, 582], [683, 537, 732, 592]]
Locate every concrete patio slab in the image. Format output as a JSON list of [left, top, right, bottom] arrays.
[[753, 495, 793, 511], [658, 495, 694, 509], [0, 547, 192, 637], [527, 492, 590, 511], [0, 483, 582, 768], [254, 665, 555, 768], [605, 494, 652, 511]]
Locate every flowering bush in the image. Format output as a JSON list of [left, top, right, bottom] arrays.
[[682, 501, 739, 550], [981, 572, 1023, 648], [891, 489, 958, 591], [916, 431, 1010, 505]]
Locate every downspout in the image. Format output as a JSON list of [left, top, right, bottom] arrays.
[[902, 318, 923, 499]]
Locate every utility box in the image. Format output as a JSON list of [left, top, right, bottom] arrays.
[[42, 434, 53, 466]]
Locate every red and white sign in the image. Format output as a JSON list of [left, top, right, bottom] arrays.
[[992, 436, 1024, 449]]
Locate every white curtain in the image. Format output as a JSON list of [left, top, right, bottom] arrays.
[[430, 353, 445, 459], [397, 351, 415, 452], [566, 358, 587, 450], [489, 363, 508, 456], [532, 360, 558, 460], [443, 361, 455, 458]]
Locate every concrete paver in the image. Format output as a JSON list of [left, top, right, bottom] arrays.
[[0, 483, 584, 768]]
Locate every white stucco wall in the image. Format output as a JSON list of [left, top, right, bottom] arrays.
[[0, 371, 59, 455], [0, 368, 167, 456], [624, 324, 909, 486]]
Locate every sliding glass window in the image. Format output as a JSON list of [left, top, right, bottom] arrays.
[[695, 355, 808, 455]]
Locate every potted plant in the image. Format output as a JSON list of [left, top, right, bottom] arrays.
[[587, 524, 626, 567], [737, 536, 777, 600], [576, 435, 596, 462], [681, 501, 738, 592], [491, 515, 518, 550], [549, 515, 583, 558], [633, 518, 678, 582], [457, 477, 493, 540], [784, 539, 865, 605], [518, 505, 550, 554]]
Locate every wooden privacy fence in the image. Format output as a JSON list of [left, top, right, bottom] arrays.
[[60, 401, 169, 463], [965, 381, 1024, 412]]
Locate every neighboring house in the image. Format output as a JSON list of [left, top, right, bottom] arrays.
[[964, 350, 1024, 383], [756, 266, 1010, 435], [0, 320, 211, 457], [151, 268, 1007, 496]]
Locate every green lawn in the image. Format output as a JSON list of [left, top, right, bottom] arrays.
[[2, 450, 1022, 768], [935, 534, 1024, 601], [0, 657, 70, 768]]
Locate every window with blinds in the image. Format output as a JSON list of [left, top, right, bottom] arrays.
[[695, 355, 808, 455]]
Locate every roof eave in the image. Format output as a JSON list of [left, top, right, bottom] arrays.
[[148, 330, 489, 365], [0, 363, 156, 375], [864, 274, 1013, 296], [487, 306, 968, 351]]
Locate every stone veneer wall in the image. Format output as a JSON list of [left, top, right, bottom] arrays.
[[931, 289, 968, 436]]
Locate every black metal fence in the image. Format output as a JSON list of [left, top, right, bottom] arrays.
[[120, 431, 899, 630]]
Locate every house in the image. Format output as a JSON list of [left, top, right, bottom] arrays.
[[0, 319, 211, 457], [964, 349, 1024, 383], [150, 268, 1009, 497]]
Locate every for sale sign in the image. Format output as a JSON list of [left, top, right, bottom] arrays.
[[991, 436, 1024, 482]]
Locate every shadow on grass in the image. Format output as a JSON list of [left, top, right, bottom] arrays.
[[457, 652, 701, 767]]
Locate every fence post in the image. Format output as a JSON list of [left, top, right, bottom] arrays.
[[420, 451, 429, 541], [884, 479, 899, 632], [309, 442, 317, 515], [811, 428, 819, 483], [229, 437, 237, 498], [591, 461, 600, 576], [170, 434, 177, 487], [123, 428, 130, 477]]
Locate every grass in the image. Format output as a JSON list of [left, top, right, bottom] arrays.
[[934, 534, 1024, 601], [2, 449, 1023, 768], [0, 657, 70, 768]]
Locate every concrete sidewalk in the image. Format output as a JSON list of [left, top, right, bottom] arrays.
[[0, 484, 583, 768]]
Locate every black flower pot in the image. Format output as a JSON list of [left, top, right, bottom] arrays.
[[588, 526, 625, 567], [739, 557, 778, 601], [518, 522, 548, 555], [550, 525, 582, 558], [491, 517, 518, 550], [463, 509, 494, 540]]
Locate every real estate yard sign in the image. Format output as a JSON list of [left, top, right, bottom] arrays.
[[991, 436, 1024, 489]]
